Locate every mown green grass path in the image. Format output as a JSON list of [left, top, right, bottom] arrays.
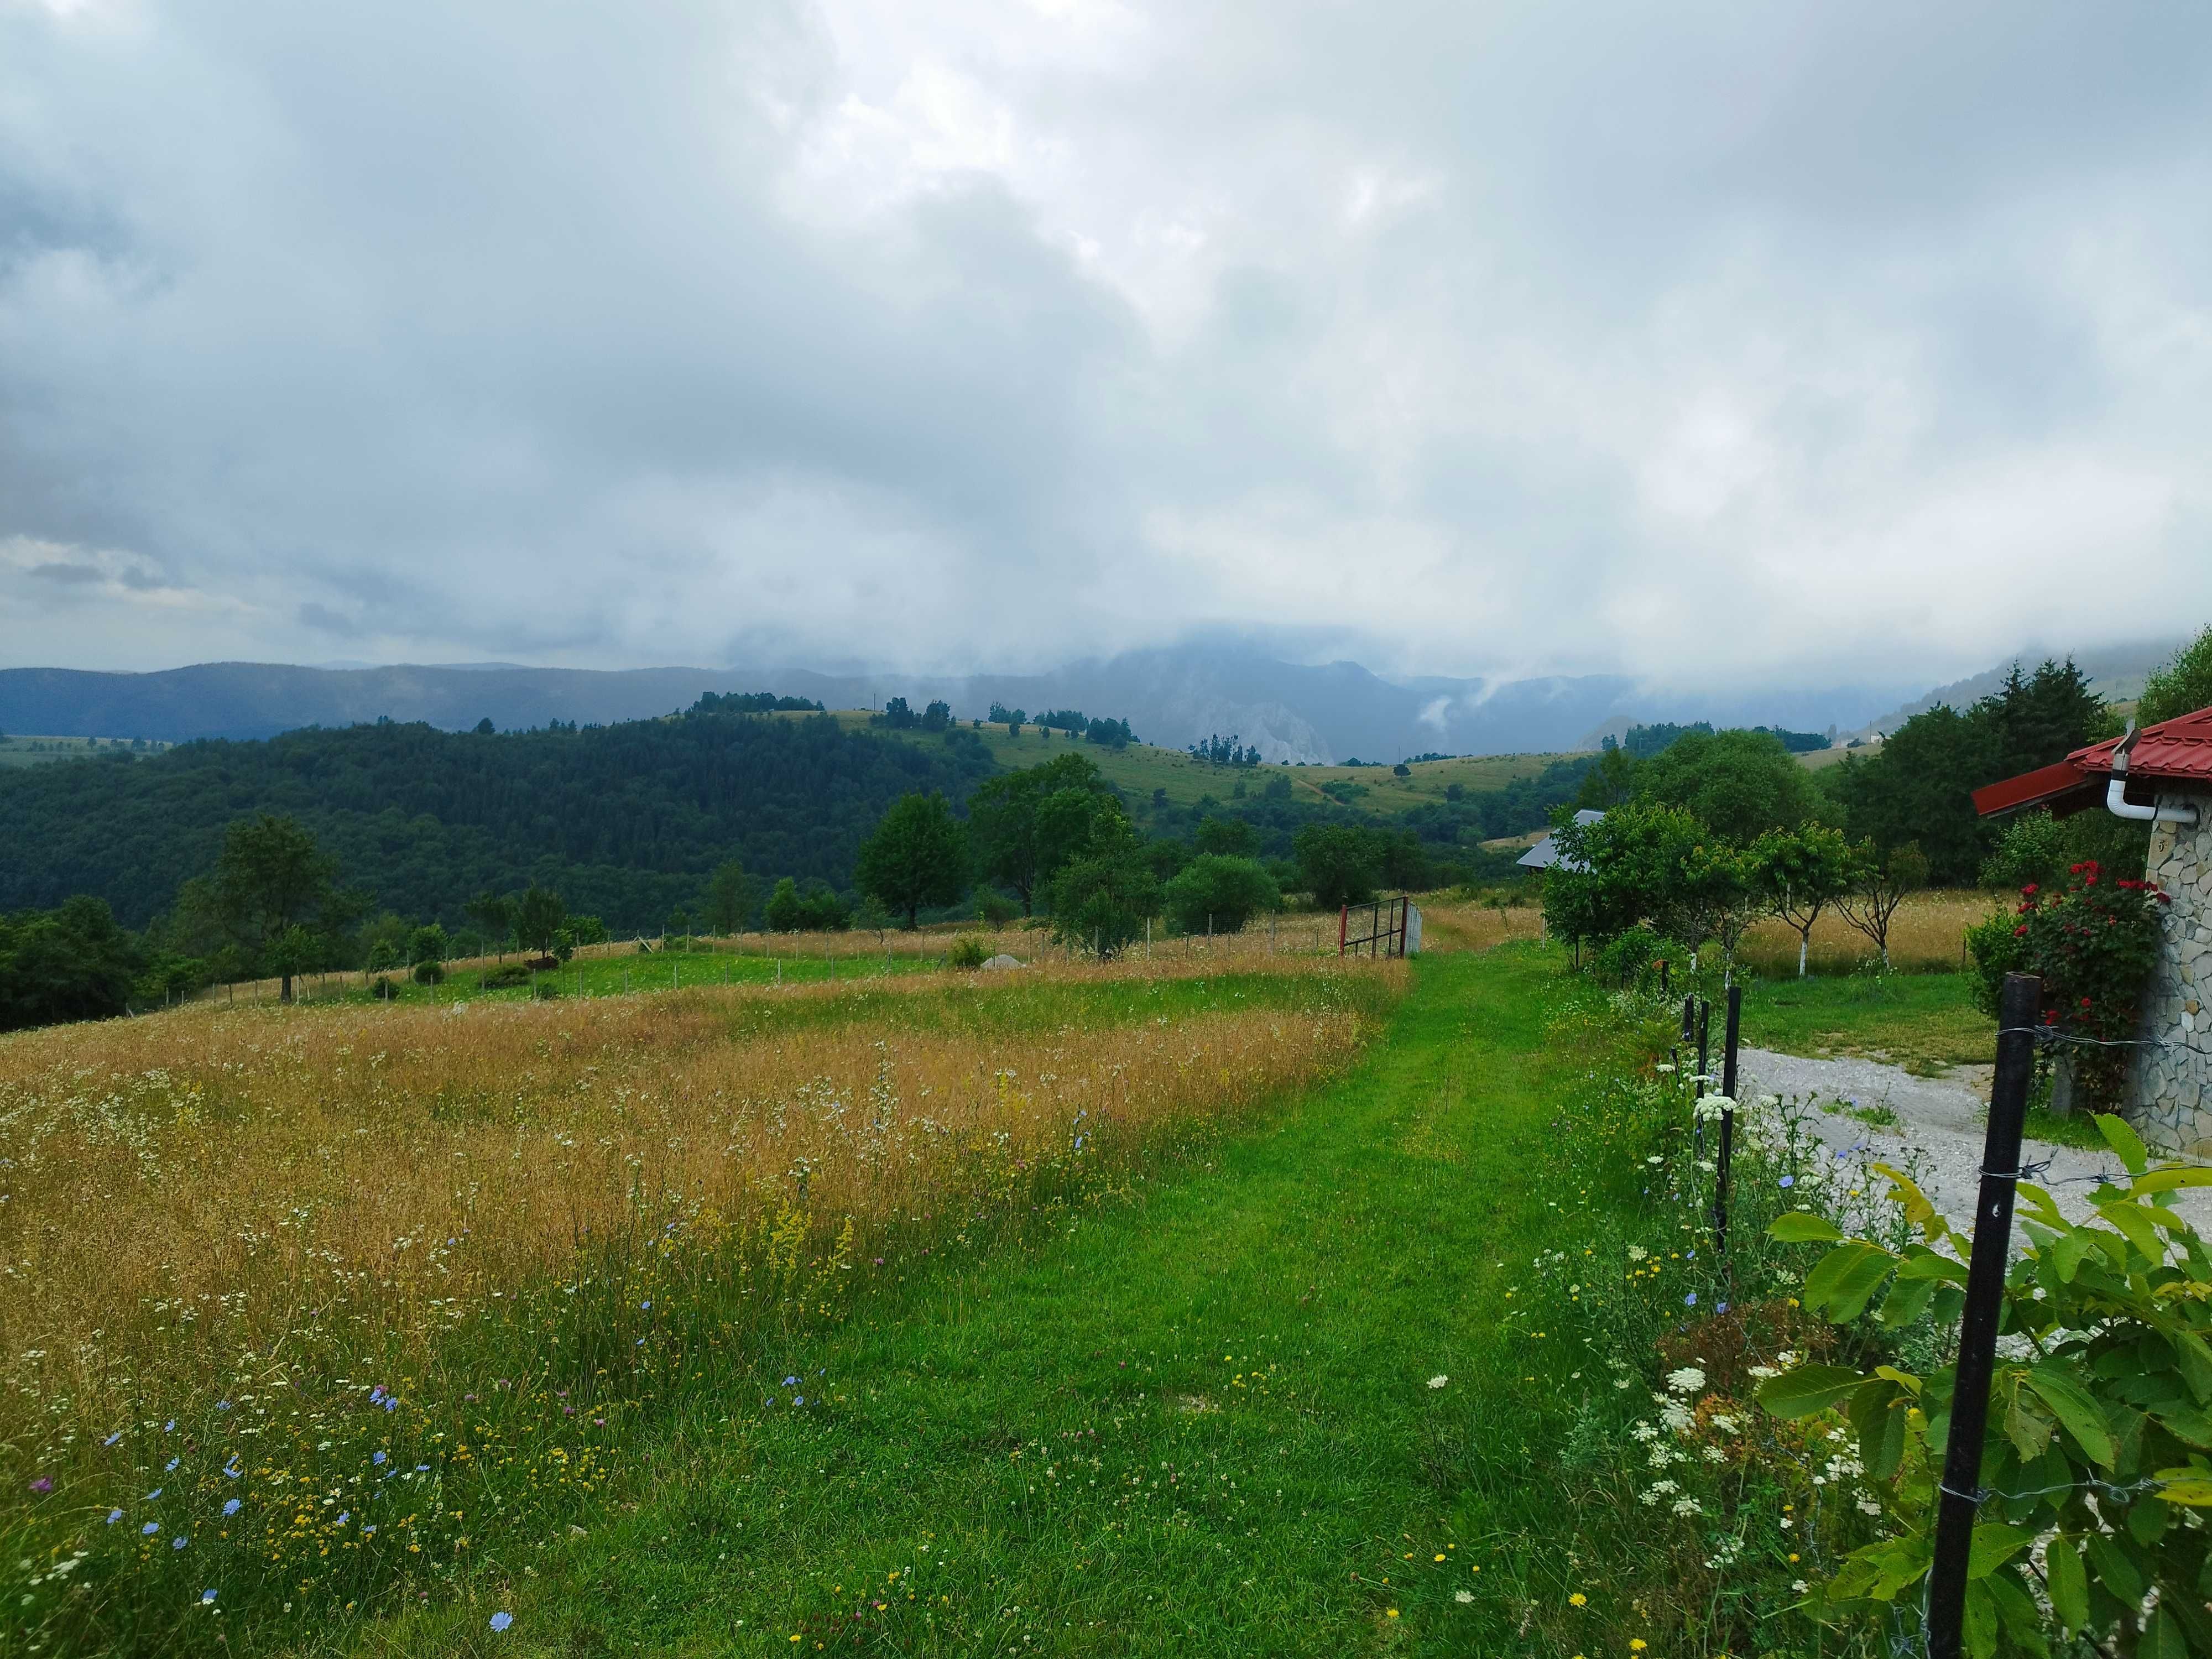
[[363, 947, 1609, 1658]]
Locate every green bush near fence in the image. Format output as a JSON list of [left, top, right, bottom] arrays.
[[1761, 1112, 2212, 1658]]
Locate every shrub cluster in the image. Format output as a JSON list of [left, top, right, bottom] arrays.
[[1965, 859, 2168, 1105]]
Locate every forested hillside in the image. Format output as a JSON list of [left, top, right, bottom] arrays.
[[0, 713, 995, 933]]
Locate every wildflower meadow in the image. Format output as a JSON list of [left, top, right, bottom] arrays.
[[0, 959, 1390, 1652]]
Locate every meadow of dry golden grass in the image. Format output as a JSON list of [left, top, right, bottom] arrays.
[[192, 915, 1358, 1007], [1415, 895, 1545, 953], [0, 956, 1395, 1649], [1736, 887, 1990, 977]]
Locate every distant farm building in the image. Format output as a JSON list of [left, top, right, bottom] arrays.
[[1516, 808, 1605, 873]]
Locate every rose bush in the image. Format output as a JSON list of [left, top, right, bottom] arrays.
[[1966, 860, 2168, 1106]]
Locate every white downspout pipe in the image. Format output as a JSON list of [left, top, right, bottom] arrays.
[[2106, 723, 2200, 826]]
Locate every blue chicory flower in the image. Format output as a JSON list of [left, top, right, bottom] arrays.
[[1779, 1175, 1795, 1188], [223, 1499, 240, 1516], [202, 1589, 216, 1604], [490, 1611, 514, 1631], [1684, 1292, 1698, 1307], [143, 1522, 159, 1536], [106, 1509, 122, 1525]]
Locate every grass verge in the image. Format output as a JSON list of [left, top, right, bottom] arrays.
[[1736, 971, 1995, 1073]]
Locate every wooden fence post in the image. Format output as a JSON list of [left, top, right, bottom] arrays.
[[1924, 972, 2039, 1659]]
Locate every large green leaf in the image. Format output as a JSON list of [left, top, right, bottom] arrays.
[[1963, 1579, 1999, 1659], [2174, 1329, 2212, 1404], [1894, 1246, 1970, 1284], [1967, 1523, 2034, 1580], [1877, 1273, 1939, 1328], [1985, 1568, 2051, 1659], [2043, 1535, 2088, 1633], [2099, 1112, 2151, 1175], [2084, 1529, 2146, 1602], [1866, 1400, 1907, 1479], [1803, 1241, 1897, 1321], [2025, 1362, 2118, 1467], [2153, 1466, 2212, 1506], [1767, 1211, 1844, 1244], [1757, 1364, 1869, 1420], [2145, 1606, 2189, 1659], [2136, 1167, 2212, 1194], [2002, 1384, 2056, 1461], [2160, 1407, 2212, 1449], [2047, 1228, 2095, 1283], [2100, 1201, 2168, 1264]]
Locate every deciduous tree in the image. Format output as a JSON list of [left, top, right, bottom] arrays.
[[1753, 822, 1856, 977], [514, 885, 570, 958], [1162, 854, 1280, 935], [214, 813, 340, 1001], [855, 792, 970, 928], [1834, 840, 1927, 970]]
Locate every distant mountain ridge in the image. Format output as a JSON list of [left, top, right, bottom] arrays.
[[0, 645, 1926, 764]]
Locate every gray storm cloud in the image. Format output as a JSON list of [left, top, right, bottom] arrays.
[[1, 0, 2206, 684]]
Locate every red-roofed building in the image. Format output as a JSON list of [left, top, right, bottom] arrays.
[[1976, 706, 2212, 1151]]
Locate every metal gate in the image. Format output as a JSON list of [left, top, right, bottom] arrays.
[[1338, 895, 1418, 958]]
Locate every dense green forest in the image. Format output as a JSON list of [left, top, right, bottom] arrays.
[[1, 710, 1589, 940], [0, 712, 997, 935]]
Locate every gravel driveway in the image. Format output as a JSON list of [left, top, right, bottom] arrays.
[[1735, 1046, 2212, 1235]]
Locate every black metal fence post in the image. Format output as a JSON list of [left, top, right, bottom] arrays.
[[1696, 999, 1711, 1089], [1713, 984, 1741, 1255], [1925, 972, 2039, 1659]]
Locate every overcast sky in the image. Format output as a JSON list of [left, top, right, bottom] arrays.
[[2, 1, 2207, 690]]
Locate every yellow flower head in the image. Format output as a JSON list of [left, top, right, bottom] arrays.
[[1569, 1592, 1587, 1606]]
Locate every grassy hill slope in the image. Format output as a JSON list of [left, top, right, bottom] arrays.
[[810, 710, 1570, 812]]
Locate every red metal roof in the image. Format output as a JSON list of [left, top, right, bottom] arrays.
[[1974, 703, 2212, 817]]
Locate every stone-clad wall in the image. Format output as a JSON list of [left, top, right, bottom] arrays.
[[2131, 792, 2212, 1155]]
